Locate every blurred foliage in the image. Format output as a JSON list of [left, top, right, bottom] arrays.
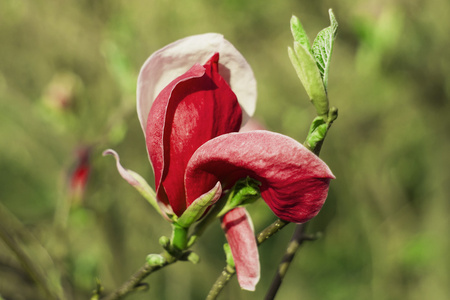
[[1, 0, 449, 299]]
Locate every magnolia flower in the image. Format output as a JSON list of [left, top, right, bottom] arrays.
[[105, 33, 334, 291]]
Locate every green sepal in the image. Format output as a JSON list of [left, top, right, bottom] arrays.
[[177, 182, 222, 228], [217, 177, 261, 217], [223, 243, 235, 268], [312, 9, 338, 91]]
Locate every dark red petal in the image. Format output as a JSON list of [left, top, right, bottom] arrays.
[[69, 147, 90, 201], [146, 53, 242, 216], [221, 208, 260, 290], [185, 130, 335, 223]]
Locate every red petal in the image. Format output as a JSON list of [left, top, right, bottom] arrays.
[[136, 33, 257, 132], [185, 131, 335, 223], [146, 53, 242, 216], [221, 207, 260, 291]]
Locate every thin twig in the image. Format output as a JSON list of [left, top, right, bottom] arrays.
[[205, 265, 236, 300], [264, 223, 308, 300], [100, 252, 177, 300], [257, 219, 290, 245]]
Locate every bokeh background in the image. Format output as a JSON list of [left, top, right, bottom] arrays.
[[1, 0, 449, 299]]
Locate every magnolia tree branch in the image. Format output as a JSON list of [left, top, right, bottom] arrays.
[[100, 219, 290, 300], [256, 219, 290, 245], [264, 223, 312, 300], [100, 251, 178, 300], [206, 264, 236, 300]]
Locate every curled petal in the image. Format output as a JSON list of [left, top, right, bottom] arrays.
[[221, 207, 260, 291], [185, 131, 335, 223], [103, 149, 174, 219], [147, 54, 242, 216], [137, 33, 256, 131]]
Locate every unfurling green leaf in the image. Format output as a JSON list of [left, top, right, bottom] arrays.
[[312, 9, 338, 91], [288, 43, 329, 117], [290, 15, 312, 53], [288, 9, 338, 120], [305, 117, 328, 150]]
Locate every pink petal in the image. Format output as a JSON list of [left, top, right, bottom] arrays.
[[102, 149, 174, 218], [137, 33, 256, 132], [103, 149, 141, 187], [221, 207, 260, 291], [185, 131, 335, 223], [146, 54, 242, 216]]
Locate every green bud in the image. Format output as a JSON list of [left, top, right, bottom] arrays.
[[146, 254, 166, 267], [159, 236, 170, 249], [312, 9, 338, 91], [90, 278, 103, 300], [187, 252, 200, 264]]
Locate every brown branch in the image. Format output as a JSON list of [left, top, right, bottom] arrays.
[[257, 219, 290, 245], [264, 223, 309, 300], [205, 265, 236, 300], [100, 252, 177, 300]]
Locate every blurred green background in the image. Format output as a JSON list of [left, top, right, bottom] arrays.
[[1, 0, 449, 299]]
